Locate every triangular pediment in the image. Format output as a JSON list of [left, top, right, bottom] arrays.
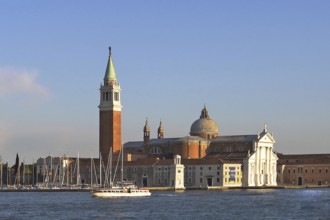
[[258, 132, 275, 144]]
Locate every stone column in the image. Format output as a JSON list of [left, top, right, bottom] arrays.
[[254, 143, 259, 186]]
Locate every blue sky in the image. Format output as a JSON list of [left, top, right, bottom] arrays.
[[1, 1, 329, 164]]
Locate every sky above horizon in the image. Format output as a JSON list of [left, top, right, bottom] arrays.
[[1, 1, 330, 164]]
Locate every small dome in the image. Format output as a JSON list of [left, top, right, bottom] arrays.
[[190, 106, 219, 139]]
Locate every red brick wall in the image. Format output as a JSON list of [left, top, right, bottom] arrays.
[[174, 142, 206, 159], [99, 110, 121, 164]]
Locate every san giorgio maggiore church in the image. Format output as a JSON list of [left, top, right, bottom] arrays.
[[98, 47, 278, 189], [32, 48, 329, 189]]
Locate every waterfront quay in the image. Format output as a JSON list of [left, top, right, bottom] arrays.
[[1, 185, 329, 193]]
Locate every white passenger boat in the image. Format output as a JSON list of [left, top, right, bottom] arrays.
[[92, 187, 151, 198], [92, 146, 151, 198]]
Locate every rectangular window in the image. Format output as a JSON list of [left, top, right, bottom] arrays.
[[114, 92, 119, 101], [200, 167, 203, 170], [200, 178, 203, 183], [319, 169, 322, 173], [305, 169, 307, 173], [217, 178, 220, 182]]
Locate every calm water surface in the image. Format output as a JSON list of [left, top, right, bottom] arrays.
[[0, 188, 329, 219]]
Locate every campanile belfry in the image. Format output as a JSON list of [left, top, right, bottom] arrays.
[[99, 47, 122, 163]]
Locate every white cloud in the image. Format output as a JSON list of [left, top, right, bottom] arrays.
[[0, 68, 50, 98]]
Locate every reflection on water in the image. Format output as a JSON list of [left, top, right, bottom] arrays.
[[0, 188, 329, 219]]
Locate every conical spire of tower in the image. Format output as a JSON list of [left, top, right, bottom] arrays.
[[158, 120, 164, 139], [144, 118, 150, 132], [104, 47, 117, 85], [143, 118, 150, 143], [158, 120, 164, 132]]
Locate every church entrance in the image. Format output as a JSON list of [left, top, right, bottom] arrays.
[[298, 177, 303, 186], [142, 177, 148, 187], [207, 177, 213, 186]]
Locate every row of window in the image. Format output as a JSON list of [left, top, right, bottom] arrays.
[[286, 168, 329, 174], [224, 171, 240, 176], [291, 179, 328, 184], [157, 178, 168, 184], [196, 171, 221, 176], [199, 166, 221, 171], [224, 178, 241, 183], [195, 178, 221, 184], [102, 91, 119, 102], [129, 166, 240, 173], [187, 166, 241, 171], [225, 166, 240, 170]]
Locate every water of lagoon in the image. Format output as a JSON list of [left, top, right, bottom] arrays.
[[0, 188, 329, 219]]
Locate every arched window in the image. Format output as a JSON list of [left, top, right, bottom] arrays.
[[150, 147, 161, 155]]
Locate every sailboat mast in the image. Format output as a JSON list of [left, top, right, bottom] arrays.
[[121, 145, 123, 183], [32, 159, 34, 186], [0, 162, 2, 189], [66, 157, 69, 187], [109, 147, 112, 187], [77, 153, 80, 186], [22, 161, 25, 185], [99, 152, 102, 187], [50, 156, 52, 186], [90, 154, 92, 187]]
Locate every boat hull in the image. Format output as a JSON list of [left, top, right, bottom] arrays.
[[92, 189, 151, 198]]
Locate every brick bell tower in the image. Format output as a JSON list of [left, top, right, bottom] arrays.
[[99, 47, 122, 164]]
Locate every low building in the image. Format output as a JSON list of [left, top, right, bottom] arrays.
[[183, 158, 242, 189], [277, 154, 330, 186], [124, 155, 185, 189]]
